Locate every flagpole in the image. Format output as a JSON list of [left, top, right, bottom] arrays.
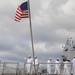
[[28, 0, 36, 74]]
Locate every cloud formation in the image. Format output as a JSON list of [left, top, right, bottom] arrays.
[[0, 0, 75, 62]]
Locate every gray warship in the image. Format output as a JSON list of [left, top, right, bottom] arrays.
[[62, 38, 75, 61]]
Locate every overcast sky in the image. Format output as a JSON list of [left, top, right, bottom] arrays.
[[0, 0, 75, 62]]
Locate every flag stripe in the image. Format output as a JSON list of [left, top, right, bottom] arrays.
[[15, 16, 21, 20], [16, 13, 21, 18], [15, 6, 21, 22], [14, 1, 29, 22], [20, 13, 29, 18], [14, 17, 20, 22], [14, 19, 20, 22]]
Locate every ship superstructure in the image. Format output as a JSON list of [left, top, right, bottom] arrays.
[[62, 38, 75, 61]]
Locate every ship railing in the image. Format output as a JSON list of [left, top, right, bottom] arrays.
[[24, 62, 73, 75], [0, 62, 19, 75], [0, 62, 73, 75]]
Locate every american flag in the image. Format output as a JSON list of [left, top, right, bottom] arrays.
[[14, 2, 28, 22]]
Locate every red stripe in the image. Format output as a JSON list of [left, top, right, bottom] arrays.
[[15, 14, 21, 19], [21, 10, 28, 18], [16, 8, 22, 15], [21, 16, 28, 18], [14, 6, 22, 22], [14, 18, 20, 22], [21, 14, 28, 18], [14, 5, 29, 22], [14, 19, 20, 22], [15, 16, 21, 20], [15, 13, 21, 18], [17, 6, 22, 11]]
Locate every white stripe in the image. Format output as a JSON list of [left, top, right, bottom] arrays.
[[14, 18, 20, 21], [15, 15, 20, 19], [16, 13, 21, 17], [17, 10, 22, 14]]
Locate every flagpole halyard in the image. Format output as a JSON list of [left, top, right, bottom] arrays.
[[28, 0, 36, 74]]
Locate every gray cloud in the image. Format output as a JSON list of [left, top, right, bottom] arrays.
[[0, 0, 75, 62]]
